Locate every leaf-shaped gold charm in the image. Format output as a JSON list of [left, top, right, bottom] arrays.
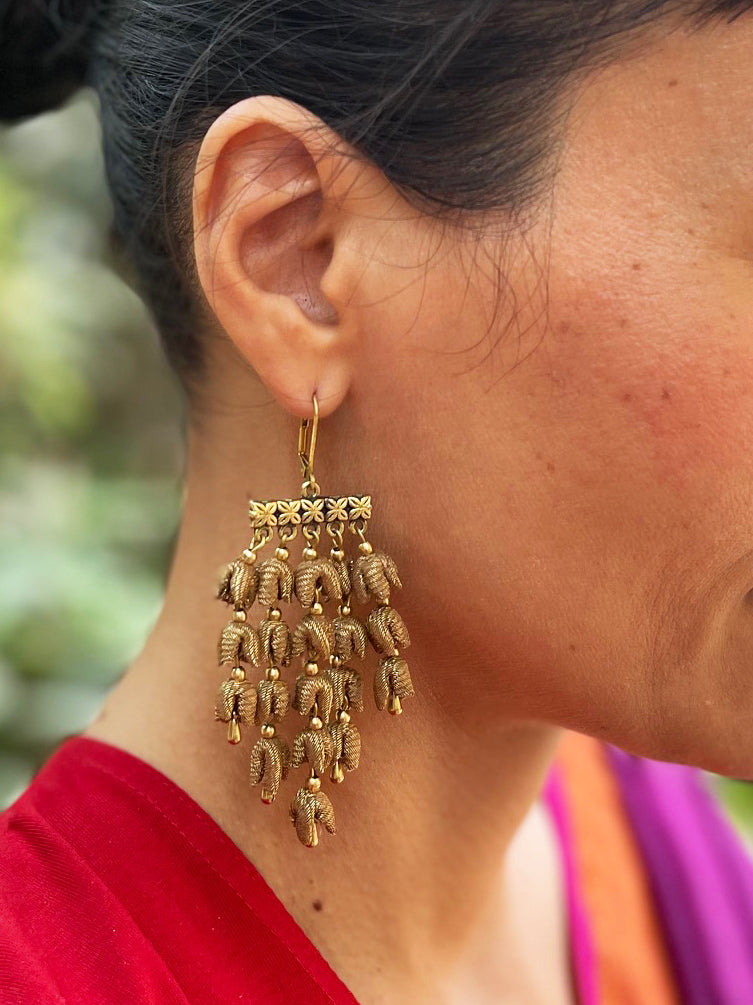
[[290, 787, 337, 847], [217, 557, 259, 608], [329, 721, 361, 772], [333, 615, 368, 661], [216, 563, 234, 603], [349, 552, 402, 605], [291, 614, 336, 661], [373, 655, 415, 712], [291, 727, 334, 774], [255, 679, 290, 723], [293, 674, 333, 721], [217, 621, 261, 667], [293, 557, 343, 607], [256, 556, 294, 606], [214, 679, 256, 723], [324, 664, 364, 712], [331, 558, 351, 599], [366, 605, 411, 655], [257, 617, 293, 666], [249, 735, 291, 803]]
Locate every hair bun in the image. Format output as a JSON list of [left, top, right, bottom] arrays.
[[0, 0, 96, 122]]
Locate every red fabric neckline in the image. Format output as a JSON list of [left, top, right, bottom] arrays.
[[1, 733, 360, 1004]]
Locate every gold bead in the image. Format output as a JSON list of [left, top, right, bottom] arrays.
[[332, 548, 345, 561], [303, 547, 317, 560], [305, 660, 319, 677], [310, 601, 323, 616], [307, 775, 322, 793], [266, 666, 280, 681], [310, 716, 323, 730], [261, 788, 275, 804], [358, 541, 373, 555], [340, 605, 351, 617], [338, 709, 351, 724], [275, 546, 289, 561], [231, 666, 246, 682], [227, 717, 241, 744], [330, 761, 345, 784], [261, 723, 275, 738], [268, 607, 282, 621], [233, 608, 247, 622], [388, 694, 403, 715], [242, 548, 257, 562]]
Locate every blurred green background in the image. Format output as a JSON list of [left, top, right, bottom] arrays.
[[0, 89, 751, 846], [0, 90, 184, 805]]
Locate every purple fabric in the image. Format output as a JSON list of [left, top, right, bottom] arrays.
[[606, 746, 753, 1005], [543, 762, 599, 1005]]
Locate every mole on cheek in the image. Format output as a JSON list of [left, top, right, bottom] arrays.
[[312, 899, 324, 912]]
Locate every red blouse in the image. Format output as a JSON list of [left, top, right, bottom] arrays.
[[0, 731, 685, 1004], [0, 736, 358, 1004]]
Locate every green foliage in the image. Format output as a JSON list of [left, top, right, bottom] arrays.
[[716, 777, 753, 848], [0, 91, 184, 805]]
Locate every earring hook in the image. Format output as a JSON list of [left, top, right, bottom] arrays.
[[298, 391, 320, 494]]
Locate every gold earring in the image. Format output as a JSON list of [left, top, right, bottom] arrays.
[[212, 391, 414, 847]]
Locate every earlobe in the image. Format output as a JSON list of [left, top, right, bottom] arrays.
[[191, 95, 358, 418]]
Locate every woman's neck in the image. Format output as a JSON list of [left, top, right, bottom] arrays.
[[84, 398, 573, 1004]]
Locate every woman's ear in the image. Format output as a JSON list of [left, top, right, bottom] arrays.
[[192, 95, 371, 419]]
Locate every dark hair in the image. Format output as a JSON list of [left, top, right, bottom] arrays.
[[1, 0, 751, 391]]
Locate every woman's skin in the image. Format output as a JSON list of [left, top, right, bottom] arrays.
[[84, 12, 753, 1005]]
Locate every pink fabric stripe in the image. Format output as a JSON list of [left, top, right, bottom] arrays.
[[606, 747, 753, 1005], [542, 762, 599, 1005]]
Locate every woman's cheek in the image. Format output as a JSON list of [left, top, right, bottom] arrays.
[[539, 261, 753, 510]]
